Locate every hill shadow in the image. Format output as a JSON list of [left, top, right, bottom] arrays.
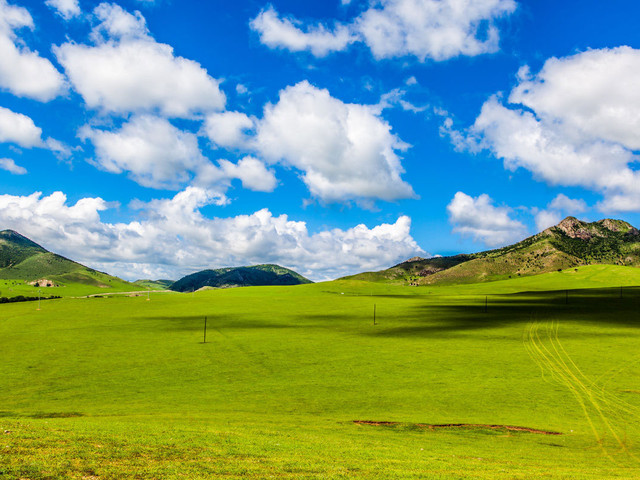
[[365, 287, 640, 338], [138, 314, 305, 332], [134, 287, 640, 338]]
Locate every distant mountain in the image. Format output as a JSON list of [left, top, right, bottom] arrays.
[[344, 217, 640, 285], [133, 279, 174, 290], [170, 264, 312, 292], [0, 229, 134, 289]]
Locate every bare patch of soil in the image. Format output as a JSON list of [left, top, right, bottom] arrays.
[[353, 420, 562, 435]]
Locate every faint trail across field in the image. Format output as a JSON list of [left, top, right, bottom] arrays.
[[524, 315, 640, 464]]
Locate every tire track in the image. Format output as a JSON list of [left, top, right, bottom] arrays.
[[523, 315, 640, 463]]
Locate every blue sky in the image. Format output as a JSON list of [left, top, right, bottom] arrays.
[[1, 0, 640, 281]]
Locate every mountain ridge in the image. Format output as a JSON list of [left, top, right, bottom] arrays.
[[344, 217, 640, 285], [170, 264, 312, 291], [0, 229, 135, 291]]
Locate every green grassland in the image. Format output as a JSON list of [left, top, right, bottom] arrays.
[[133, 279, 175, 290], [2, 265, 640, 478], [0, 272, 139, 300]]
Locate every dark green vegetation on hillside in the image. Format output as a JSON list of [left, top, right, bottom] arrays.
[[133, 279, 174, 290], [2, 265, 640, 478], [170, 263, 312, 291], [0, 229, 137, 297], [347, 217, 640, 285]]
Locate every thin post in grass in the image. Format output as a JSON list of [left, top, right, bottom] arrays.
[[203, 316, 207, 343], [147, 289, 150, 301], [373, 304, 376, 325]]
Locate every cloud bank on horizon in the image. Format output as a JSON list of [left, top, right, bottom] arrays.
[[0, 0, 639, 280], [0, 189, 423, 281]]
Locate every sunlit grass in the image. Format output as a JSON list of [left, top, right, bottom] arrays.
[[2, 265, 640, 478]]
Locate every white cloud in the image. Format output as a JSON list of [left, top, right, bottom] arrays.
[[0, 106, 70, 158], [46, 0, 81, 20], [548, 194, 587, 213], [447, 191, 526, 246], [534, 194, 587, 232], [81, 115, 276, 194], [217, 156, 277, 192], [81, 115, 209, 190], [0, 0, 66, 101], [54, 2, 225, 117], [250, 6, 355, 57], [0, 158, 26, 174], [91, 2, 148, 41], [253, 81, 415, 204], [251, 0, 516, 61], [534, 209, 561, 232], [0, 106, 43, 147], [510, 47, 640, 151], [463, 47, 640, 212], [356, 0, 516, 61], [471, 97, 634, 189], [203, 111, 255, 149], [0, 189, 425, 281]]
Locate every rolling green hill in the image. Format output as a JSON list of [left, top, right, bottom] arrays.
[[170, 264, 312, 292], [346, 217, 640, 285], [0, 229, 137, 296], [133, 279, 174, 290]]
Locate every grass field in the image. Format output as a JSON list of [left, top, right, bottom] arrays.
[[0, 275, 139, 300], [2, 265, 640, 478]]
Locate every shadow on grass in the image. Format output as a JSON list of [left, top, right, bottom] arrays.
[[136, 287, 640, 338], [139, 314, 305, 332], [366, 287, 640, 338]]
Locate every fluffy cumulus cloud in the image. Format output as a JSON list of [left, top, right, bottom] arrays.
[[250, 6, 355, 57], [0, 189, 425, 281], [533, 209, 562, 233], [0, 106, 70, 157], [549, 194, 587, 213], [246, 81, 415, 204], [216, 157, 277, 192], [54, 3, 225, 117], [0, 0, 66, 101], [251, 0, 516, 61], [46, 0, 81, 20], [81, 115, 276, 194], [204, 111, 255, 149], [464, 47, 640, 212], [0, 106, 43, 147], [534, 194, 587, 231], [447, 191, 526, 246], [0, 158, 26, 175], [81, 115, 209, 189]]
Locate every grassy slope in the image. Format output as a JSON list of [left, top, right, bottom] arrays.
[[170, 264, 312, 292], [348, 218, 640, 286], [2, 264, 640, 478], [0, 272, 138, 299], [0, 230, 91, 282], [133, 279, 174, 290], [0, 230, 139, 297]]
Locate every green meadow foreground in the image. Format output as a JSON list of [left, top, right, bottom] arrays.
[[2, 265, 640, 478]]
